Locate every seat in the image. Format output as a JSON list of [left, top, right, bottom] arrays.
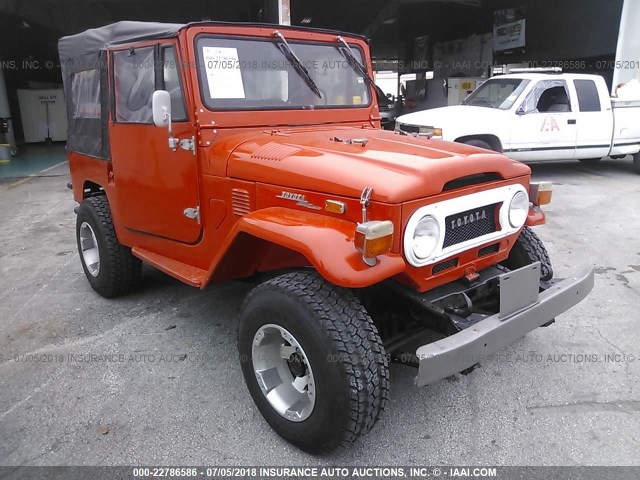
[[547, 101, 569, 112], [537, 86, 570, 112]]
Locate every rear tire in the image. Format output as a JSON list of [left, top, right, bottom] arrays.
[[238, 271, 389, 453], [634, 152, 640, 174], [76, 195, 141, 298], [502, 226, 553, 281]]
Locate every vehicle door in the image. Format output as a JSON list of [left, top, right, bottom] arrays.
[[508, 79, 578, 161], [109, 42, 201, 244], [572, 77, 613, 160]]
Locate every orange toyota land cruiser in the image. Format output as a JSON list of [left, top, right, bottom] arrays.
[[59, 21, 594, 453]]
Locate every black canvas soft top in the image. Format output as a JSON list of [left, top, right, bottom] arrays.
[[59, 20, 370, 62], [58, 21, 369, 160], [59, 21, 185, 62], [58, 21, 185, 62]]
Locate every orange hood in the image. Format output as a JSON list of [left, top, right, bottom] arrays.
[[225, 127, 530, 203]]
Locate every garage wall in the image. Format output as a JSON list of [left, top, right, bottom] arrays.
[[399, 0, 624, 72], [489, 0, 624, 61]]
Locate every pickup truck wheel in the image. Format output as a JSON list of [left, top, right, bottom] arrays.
[[633, 152, 640, 174], [502, 226, 553, 281], [462, 139, 492, 150], [238, 271, 389, 453], [76, 196, 141, 298]]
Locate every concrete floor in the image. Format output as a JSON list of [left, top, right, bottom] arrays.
[[0, 155, 639, 466], [0, 144, 67, 184]]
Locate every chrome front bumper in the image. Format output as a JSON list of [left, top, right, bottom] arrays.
[[415, 264, 595, 387]]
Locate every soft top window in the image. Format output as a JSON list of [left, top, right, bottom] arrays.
[[113, 47, 155, 123], [71, 70, 101, 119]]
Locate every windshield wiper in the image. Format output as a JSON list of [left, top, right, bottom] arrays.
[[335, 36, 376, 89], [273, 30, 322, 99]]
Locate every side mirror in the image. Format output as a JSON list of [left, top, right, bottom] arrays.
[[516, 106, 526, 116], [152, 90, 172, 128]]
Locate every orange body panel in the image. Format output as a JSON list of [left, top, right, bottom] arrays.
[[66, 23, 546, 292]]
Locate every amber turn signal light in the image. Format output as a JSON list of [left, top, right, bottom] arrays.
[[529, 182, 553, 205], [325, 199, 346, 214], [355, 220, 394, 266]]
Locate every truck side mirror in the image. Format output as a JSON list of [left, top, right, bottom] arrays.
[[152, 90, 172, 128], [153, 90, 180, 151]]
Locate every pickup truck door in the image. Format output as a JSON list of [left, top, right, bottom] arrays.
[[109, 42, 202, 244], [572, 77, 614, 160], [507, 79, 578, 161]]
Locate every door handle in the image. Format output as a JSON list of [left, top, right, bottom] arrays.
[[568, 119, 577, 125]]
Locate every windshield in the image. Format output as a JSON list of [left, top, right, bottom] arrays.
[[196, 36, 371, 111], [462, 78, 530, 109]]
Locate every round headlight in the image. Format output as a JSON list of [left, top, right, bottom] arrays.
[[509, 191, 529, 228], [412, 215, 441, 260]]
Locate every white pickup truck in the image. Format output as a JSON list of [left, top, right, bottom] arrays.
[[395, 73, 640, 173]]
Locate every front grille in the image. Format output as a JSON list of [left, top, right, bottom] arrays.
[[443, 203, 498, 248], [478, 243, 500, 257], [432, 257, 458, 274], [398, 123, 420, 134]]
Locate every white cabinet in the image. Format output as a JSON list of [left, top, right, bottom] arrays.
[[17, 89, 68, 143]]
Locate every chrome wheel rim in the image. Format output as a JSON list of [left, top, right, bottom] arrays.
[[79, 222, 100, 277], [251, 324, 316, 422]]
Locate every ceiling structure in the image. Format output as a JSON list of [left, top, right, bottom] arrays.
[[0, 0, 623, 81], [0, 0, 491, 65]]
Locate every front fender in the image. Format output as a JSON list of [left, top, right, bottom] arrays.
[[204, 207, 406, 288]]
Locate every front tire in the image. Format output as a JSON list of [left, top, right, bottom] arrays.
[[502, 226, 553, 281], [76, 196, 141, 298], [634, 152, 640, 174], [238, 271, 389, 453]]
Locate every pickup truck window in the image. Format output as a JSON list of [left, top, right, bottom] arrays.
[[520, 80, 572, 114], [574, 79, 601, 112], [195, 36, 371, 111], [461, 78, 529, 109], [113, 47, 155, 123]]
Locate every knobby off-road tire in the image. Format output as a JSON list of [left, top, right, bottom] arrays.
[[238, 271, 389, 453], [76, 195, 141, 298], [502, 226, 553, 281]]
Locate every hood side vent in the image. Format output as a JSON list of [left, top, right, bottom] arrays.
[[251, 142, 301, 161], [231, 189, 251, 216], [443, 173, 502, 192]]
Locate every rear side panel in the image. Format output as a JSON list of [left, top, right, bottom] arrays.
[[611, 100, 640, 156]]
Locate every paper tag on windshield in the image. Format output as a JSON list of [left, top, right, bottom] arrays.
[[202, 47, 245, 99]]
